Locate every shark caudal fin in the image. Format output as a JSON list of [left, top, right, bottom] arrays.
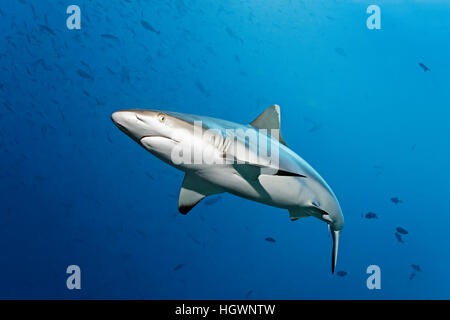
[[331, 230, 340, 274]]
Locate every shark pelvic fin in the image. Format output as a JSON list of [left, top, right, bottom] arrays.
[[250, 105, 287, 146], [178, 174, 223, 214], [288, 208, 310, 221]]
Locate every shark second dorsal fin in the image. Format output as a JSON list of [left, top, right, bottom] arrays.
[[178, 173, 223, 214], [250, 105, 287, 146]]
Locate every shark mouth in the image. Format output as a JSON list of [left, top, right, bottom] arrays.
[[140, 135, 180, 143], [139, 136, 180, 152]]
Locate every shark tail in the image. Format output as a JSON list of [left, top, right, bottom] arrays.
[[331, 229, 340, 274]]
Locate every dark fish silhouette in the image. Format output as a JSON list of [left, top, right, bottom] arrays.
[[334, 47, 347, 57], [77, 69, 94, 80], [204, 196, 221, 205], [391, 197, 403, 205], [411, 264, 422, 272], [396, 227, 408, 235], [394, 232, 404, 243], [308, 123, 322, 133], [33, 58, 52, 71], [409, 272, 416, 280], [364, 212, 378, 219], [101, 33, 120, 41], [265, 237, 276, 243], [106, 133, 113, 144], [120, 67, 130, 84], [418, 62, 430, 72], [195, 80, 208, 96], [80, 60, 92, 71], [187, 233, 201, 246], [336, 271, 347, 277], [174, 264, 185, 271], [39, 24, 56, 36], [225, 27, 243, 44], [141, 20, 160, 34], [245, 290, 253, 298], [106, 66, 116, 75]]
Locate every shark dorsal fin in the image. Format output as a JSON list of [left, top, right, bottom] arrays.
[[178, 173, 223, 214], [250, 105, 287, 146]]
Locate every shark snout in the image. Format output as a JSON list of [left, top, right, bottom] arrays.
[[111, 110, 140, 126], [111, 110, 134, 130], [111, 110, 160, 142]]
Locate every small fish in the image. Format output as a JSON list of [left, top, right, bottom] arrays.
[[80, 60, 91, 70], [141, 20, 160, 34], [411, 264, 422, 272], [39, 24, 56, 36], [101, 33, 120, 41], [308, 123, 322, 133], [204, 196, 221, 206], [265, 237, 276, 243], [418, 62, 430, 72], [106, 66, 116, 75], [409, 272, 416, 280], [187, 233, 201, 246], [174, 264, 184, 271], [195, 80, 208, 95], [396, 227, 408, 235], [390, 197, 403, 205], [225, 27, 243, 44], [120, 67, 130, 84], [336, 271, 347, 277], [245, 290, 253, 298], [334, 47, 347, 57], [106, 133, 113, 144], [77, 69, 94, 81], [364, 212, 378, 219], [394, 232, 404, 243], [95, 97, 105, 106]]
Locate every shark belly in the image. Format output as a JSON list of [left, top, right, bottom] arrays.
[[194, 167, 303, 209]]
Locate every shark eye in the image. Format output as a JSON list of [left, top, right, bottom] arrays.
[[157, 113, 166, 123]]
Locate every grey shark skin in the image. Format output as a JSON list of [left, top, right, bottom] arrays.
[[111, 105, 344, 273]]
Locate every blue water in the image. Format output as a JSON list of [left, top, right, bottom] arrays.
[[1, 0, 449, 299]]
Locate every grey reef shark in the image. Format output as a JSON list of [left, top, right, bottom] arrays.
[[112, 105, 344, 273]]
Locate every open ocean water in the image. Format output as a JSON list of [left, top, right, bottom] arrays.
[[0, 0, 449, 299]]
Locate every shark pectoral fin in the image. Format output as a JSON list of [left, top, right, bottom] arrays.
[[289, 208, 310, 221], [178, 173, 223, 215], [250, 104, 287, 146]]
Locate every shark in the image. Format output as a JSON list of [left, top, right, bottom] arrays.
[[111, 105, 344, 273]]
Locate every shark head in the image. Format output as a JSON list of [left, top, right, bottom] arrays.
[[111, 110, 191, 162], [111, 110, 173, 142]]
